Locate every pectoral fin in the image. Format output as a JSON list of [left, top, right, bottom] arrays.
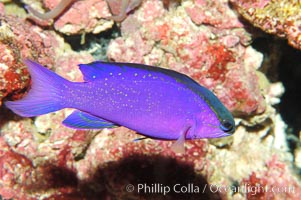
[[63, 110, 119, 130]]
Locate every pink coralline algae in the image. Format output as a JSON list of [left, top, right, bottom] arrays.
[[107, 0, 265, 114], [205, 123, 301, 199], [25, 0, 144, 35], [231, 0, 301, 50], [26, 0, 114, 35], [0, 14, 57, 105], [0, 3, 4, 13], [0, 136, 89, 199], [0, 115, 211, 198], [241, 156, 301, 200], [1, 0, 301, 199], [26, 0, 76, 20], [0, 137, 34, 199], [0, 108, 97, 199], [106, 0, 142, 21], [0, 10, 94, 105], [1, 110, 300, 199]]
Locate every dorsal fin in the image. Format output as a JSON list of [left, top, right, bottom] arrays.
[[78, 62, 207, 100], [78, 61, 128, 82]]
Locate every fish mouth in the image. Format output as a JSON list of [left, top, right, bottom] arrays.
[[206, 131, 232, 138]]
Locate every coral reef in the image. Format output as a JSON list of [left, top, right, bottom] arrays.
[[107, 0, 265, 115], [231, 0, 301, 50], [0, 0, 300, 199], [26, 0, 75, 20], [0, 14, 55, 105], [106, 0, 142, 21], [0, 11, 93, 105], [24, 0, 114, 35]]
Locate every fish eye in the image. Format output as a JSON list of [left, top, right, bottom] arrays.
[[220, 119, 234, 133]]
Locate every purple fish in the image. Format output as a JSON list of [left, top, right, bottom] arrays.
[[5, 60, 235, 153]]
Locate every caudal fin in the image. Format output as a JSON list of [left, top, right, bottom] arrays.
[[5, 59, 70, 117]]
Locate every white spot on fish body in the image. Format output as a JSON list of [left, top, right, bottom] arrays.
[[109, 72, 113, 76], [93, 75, 96, 79], [134, 73, 138, 76], [118, 73, 122, 75]]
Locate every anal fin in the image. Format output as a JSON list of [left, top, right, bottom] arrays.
[[63, 110, 119, 130]]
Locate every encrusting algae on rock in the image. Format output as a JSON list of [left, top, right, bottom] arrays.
[[1, 0, 301, 199], [231, 0, 301, 50]]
